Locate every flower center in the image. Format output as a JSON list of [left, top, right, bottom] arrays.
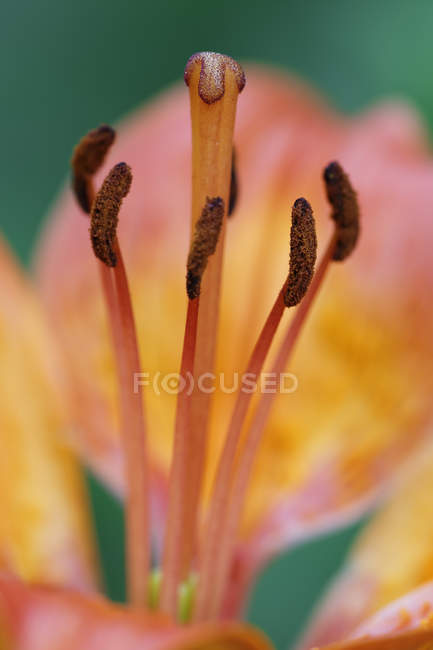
[[71, 51, 359, 623]]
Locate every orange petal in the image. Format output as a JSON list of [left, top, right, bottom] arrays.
[[35, 68, 433, 583], [319, 629, 433, 650], [0, 238, 96, 589], [298, 451, 433, 648], [317, 581, 433, 650], [0, 573, 273, 650]]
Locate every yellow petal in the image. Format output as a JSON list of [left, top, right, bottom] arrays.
[[352, 455, 433, 613], [298, 449, 433, 648], [0, 239, 96, 588], [319, 629, 433, 650], [318, 581, 433, 649]]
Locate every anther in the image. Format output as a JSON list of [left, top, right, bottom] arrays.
[[71, 125, 115, 213], [323, 161, 360, 261], [90, 162, 132, 267], [184, 52, 245, 104], [186, 197, 225, 299], [228, 149, 238, 217], [284, 198, 317, 307]]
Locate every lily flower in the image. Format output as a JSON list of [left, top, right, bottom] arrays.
[[2, 49, 433, 648]]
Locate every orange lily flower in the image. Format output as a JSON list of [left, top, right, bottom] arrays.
[[2, 49, 433, 647], [35, 53, 433, 618]]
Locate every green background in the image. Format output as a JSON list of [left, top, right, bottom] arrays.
[[2, 0, 432, 647]]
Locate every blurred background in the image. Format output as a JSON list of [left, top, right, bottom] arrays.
[[2, 0, 433, 647]]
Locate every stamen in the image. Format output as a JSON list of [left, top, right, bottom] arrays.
[[228, 149, 238, 217], [284, 198, 317, 307], [90, 162, 132, 267], [324, 161, 360, 261], [195, 199, 316, 621], [201, 234, 336, 621], [186, 197, 225, 299], [198, 164, 359, 619], [71, 124, 115, 213], [160, 52, 244, 616], [160, 296, 199, 615], [194, 291, 286, 622], [161, 195, 225, 615], [90, 164, 149, 606]]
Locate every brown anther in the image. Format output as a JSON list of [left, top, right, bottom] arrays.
[[186, 197, 225, 299], [228, 149, 238, 217], [284, 198, 317, 308], [72, 125, 116, 213], [90, 162, 132, 267], [184, 52, 246, 104], [323, 161, 360, 261]]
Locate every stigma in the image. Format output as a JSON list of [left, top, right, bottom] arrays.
[[184, 51, 246, 104]]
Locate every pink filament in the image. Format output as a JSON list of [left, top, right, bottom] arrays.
[[198, 234, 336, 620], [99, 241, 150, 606]]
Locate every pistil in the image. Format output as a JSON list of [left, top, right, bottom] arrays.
[[160, 53, 245, 616], [186, 53, 245, 523]]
